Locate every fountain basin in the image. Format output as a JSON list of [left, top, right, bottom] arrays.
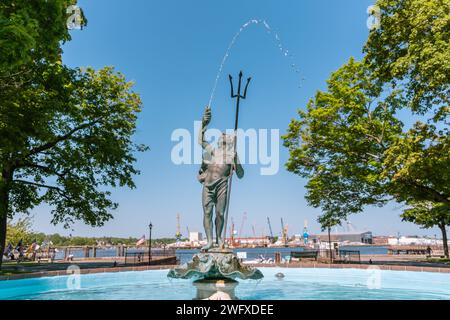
[[1, 268, 450, 300]]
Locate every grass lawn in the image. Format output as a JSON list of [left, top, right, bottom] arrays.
[[3, 261, 39, 266], [0, 269, 30, 276], [0, 261, 40, 276]]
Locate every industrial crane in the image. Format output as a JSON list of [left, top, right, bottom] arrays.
[[267, 217, 275, 243], [229, 217, 236, 247], [175, 213, 182, 241], [238, 212, 247, 240], [303, 219, 309, 245], [346, 221, 356, 232], [281, 218, 288, 246]]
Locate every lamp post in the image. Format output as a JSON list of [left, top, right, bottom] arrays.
[[328, 227, 332, 264], [148, 222, 153, 265]]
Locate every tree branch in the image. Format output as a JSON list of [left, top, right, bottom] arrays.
[[13, 179, 70, 200], [404, 179, 450, 205], [22, 119, 101, 159], [13, 162, 68, 180], [14, 179, 60, 191]]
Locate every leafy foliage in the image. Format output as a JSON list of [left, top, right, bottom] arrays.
[[28, 233, 178, 247], [364, 0, 449, 118], [6, 218, 179, 247], [2, 65, 144, 228], [383, 122, 450, 206], [0, 1, 146, 267], [284, 58, 404, 223], [402, 202, 450, 229], [6, 216, 34, 246], [283, 0, 449, 250], [0, 0, 85, 73], [402, 201, 449, 257]]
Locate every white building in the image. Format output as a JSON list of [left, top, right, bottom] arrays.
[[388, 236, 443, 246], [312, 231, 373, 244], [189, 232, 203, 243]]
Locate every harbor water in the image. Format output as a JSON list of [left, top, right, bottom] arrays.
[[54, 246, 389, 263]]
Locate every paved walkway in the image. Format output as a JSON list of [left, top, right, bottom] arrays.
[[357, 254, 450, 268], [257, 262, 450, 274]]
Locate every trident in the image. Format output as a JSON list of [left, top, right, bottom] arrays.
[[222, 71, 251, 248]]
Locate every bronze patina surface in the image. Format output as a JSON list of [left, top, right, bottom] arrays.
[[168, 74, 263, 288], [167, 251, 263, 280]]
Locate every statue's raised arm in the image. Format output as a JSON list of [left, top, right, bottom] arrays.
[[198, 106, 213, 155]]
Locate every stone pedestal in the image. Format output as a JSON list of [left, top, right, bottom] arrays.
[[193, 278, 239, 300]]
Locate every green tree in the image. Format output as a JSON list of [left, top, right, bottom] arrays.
[[283, 0, 449, 256], [31, 232, 47, 245], [284, 58, 404, 223], [402, 202, 450, 257], [364, 0, 449, 119], [0, 2, 146, 267], [6, 216, 34, 247], [383, 122, 450, 207], [45, 233, 69, 246], [0, 0, 85, 74]]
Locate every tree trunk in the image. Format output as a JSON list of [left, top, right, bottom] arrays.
[[439, 223, 449, 259], [0, 204, 6, 269], [0, 168, 11, 269]]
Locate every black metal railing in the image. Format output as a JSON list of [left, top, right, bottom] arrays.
[[287, 249, 361, 264], [337, 249, 361, 263]]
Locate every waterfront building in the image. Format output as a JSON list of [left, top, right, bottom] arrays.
[[311, 231, 373, 244]]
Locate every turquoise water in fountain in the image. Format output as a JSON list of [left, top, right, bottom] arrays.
[[0, 268, 449, 300]]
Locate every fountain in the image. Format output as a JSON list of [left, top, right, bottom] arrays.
[[168, 71, 263, 299], [168, 18, 304, 299]]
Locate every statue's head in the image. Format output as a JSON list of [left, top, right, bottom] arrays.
[[214, 133, 235, 164]]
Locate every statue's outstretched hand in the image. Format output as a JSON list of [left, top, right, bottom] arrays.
[[202, 106, 212, 127]]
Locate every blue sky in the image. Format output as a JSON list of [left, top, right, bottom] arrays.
[[29, 0, 442, 238]]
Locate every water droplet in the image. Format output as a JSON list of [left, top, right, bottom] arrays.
[[208, 19, 304, 107]]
